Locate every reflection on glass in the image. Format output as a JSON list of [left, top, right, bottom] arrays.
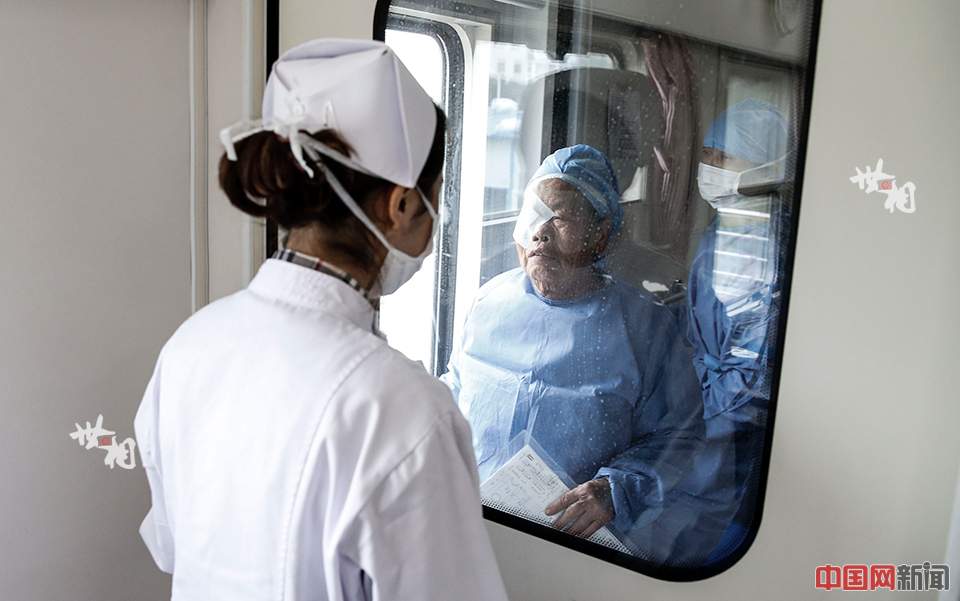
[[386, 0, 815, 574], [443, 145, 705, 550], [481, 42, 615, 284], [647, 99, 791, 566]]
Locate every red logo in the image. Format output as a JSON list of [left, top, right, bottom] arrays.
[[870, 565, 896, 591], [816, 563, 942, 591], [816, 565, 841, 590], [843, 565, 868, 591], [98, 436, 112, 446], [879, 180, 893, 190]]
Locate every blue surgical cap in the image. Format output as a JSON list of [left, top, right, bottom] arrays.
[[702, 99, 790, 165], [529, 144, 624, 237]]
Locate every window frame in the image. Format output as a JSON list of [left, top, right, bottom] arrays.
[[377, 14, 466, 376], [265, 0, 281, 258], [374, 0, 824, 582]]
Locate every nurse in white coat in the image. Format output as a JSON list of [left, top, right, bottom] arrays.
[[134, 39, 509, 601]]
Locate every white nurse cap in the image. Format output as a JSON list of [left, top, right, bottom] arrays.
[[220, 38, 438, 188]]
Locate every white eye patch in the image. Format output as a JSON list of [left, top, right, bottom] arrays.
[[512, 187, 556, 248]]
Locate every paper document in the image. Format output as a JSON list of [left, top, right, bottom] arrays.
[[480, 444, 631, 553]]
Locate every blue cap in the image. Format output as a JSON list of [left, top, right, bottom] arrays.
[[702, 98, 790, 165], [529, 144, 624, 237]]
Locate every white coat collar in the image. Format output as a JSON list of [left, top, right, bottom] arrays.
[[247, 259, 378, 334]]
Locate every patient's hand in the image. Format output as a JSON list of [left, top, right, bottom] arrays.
[[544, 477, 615, 539]]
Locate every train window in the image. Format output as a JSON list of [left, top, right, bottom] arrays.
[[379, 29, 444, 368], [377, 0, 821, 580]]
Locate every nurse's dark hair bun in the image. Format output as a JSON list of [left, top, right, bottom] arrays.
[[219, 129, 373, 230], [218, 104, 447, 233]]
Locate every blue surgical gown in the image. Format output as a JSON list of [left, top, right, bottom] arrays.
[[685, 207, 787, 418], [659, 200, 790, 564], [442, 268, 705, 534]]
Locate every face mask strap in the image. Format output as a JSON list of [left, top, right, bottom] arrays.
[[302, 136, 439, 231], [302, 133, 437, 221], [316, 161, 437, 250], [300, 136, 379, 179], [416, 187, 439, 221], [313, 161, 394, 250], [737, 154, 787, 179], [732, 153, 789, 197]]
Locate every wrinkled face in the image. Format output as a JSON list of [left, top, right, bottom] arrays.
[[516, 179, 610, 297]]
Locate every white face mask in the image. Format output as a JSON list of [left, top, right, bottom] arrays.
[[314, 162, 438, 298], [371, 188, 437, 298], [697, 159, 784, 209], [697, 162, 742, 208]]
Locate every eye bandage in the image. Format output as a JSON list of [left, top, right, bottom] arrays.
[[512, 187, 555, 248]]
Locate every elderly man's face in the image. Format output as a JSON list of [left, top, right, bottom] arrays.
[[516, 179, 611, 300]]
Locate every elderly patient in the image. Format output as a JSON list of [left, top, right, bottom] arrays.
[[442, 145, 704, 540]]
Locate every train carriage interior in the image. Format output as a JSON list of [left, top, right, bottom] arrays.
[[2, 0, 959, 599]]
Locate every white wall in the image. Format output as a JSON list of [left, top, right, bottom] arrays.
[[273, 0, 960, 599], [279, 0, 377, 52], [0, 2, 191, 599], [206, 0, 267, 302], [3, 1, 955, 599]]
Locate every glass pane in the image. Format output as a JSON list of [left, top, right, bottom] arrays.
[[383, 0, 818, 577], [479, 42, 615, 285], [379, 30, 444, 367]]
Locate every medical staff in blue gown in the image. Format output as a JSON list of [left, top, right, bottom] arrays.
[[442, 145, 705, 541], [656, 98, 792, 564]]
